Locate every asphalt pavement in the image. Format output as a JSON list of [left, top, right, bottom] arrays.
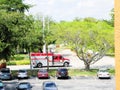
[[3, 76, 115, 90]]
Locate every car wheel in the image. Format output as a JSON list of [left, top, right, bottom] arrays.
[[37, 63, 42, 68], [98, 77, 101, 79], [108, 77, 111, 79], [64, 62, 69, 67]]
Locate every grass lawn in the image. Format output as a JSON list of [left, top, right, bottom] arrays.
[[11, 68, 115, 77]]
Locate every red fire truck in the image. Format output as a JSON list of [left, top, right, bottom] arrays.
[[30, 52, 70, 68]]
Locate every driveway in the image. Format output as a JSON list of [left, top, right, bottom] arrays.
[[59, 49, 115, 69]]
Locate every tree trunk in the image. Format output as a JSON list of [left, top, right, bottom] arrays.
[[84, 62, 90, 71]]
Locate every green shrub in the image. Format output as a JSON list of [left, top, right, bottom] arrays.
[[7, 61, 16, 65], [109, 68, 115, 75], [13, 55, 25, 60], [7, 60, 30, 65], [15, 60, 30, 65]]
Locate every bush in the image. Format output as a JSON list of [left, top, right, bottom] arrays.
[[7, 61, 16, 65], [7, 60, 30, 65], [13, 54, 25, 60], [15, 60, 30, 65]]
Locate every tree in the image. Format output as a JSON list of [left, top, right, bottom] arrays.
[[52, 19, 113, 71], [110, 8, 114, 26], [28, 15, 56, 53], [0, 0, 31, 12], [65, 30, 111, 70], [0, 0, 32, 61], [103, 8, 114, 27]]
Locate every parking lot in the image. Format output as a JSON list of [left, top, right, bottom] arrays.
[[3, 76, 115, 90], [5, 49, 115, 90]]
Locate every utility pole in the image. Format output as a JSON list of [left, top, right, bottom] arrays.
[[42, 16, 46, 53], [42, 16, 49, 71]]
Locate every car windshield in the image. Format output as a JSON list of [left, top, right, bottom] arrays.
[[18, 83, 29, 88], [39, 70, 47, 73], [59, 69, 67, 72], [99, 70, 108, 72], [1, 69, 10, 73], [19, 70, 26, 73], [45, 83, 56, 87]]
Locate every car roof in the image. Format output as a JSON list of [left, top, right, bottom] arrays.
[[43, 81, 57, 90]]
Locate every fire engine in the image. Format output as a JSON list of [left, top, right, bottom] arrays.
[[30, 52, 70, 68]]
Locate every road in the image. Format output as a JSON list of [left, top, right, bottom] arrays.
[[3, 76, 115, 90], [7, 49, 115, 70]]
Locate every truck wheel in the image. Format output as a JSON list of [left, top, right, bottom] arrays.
[[37, 63, 42, 68], [64, 62, 69, 67]]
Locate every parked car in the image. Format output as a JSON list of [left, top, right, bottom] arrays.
[[97, 68, 111, 79], [16, 82, 32, 90], [37, 69, 49, 79], [0, 68, 12, 80], [17, 69, 29, 79], [42, 81, 58, 90], [0, 80, 6, 90], [56, 68, 69, 79]]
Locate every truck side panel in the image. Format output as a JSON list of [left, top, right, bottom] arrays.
[[30, 53, 53, 67]]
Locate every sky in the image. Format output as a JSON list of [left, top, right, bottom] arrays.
[[24, 0, 114, 22]]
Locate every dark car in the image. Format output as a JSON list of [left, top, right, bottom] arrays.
[[16, 82, 32, 90], [56, 68, 69, 79], [37, 69, 49, 79], [42, 81, 58, 90], [17, 69, 29, 79], [0, 68, 12, 80], [0, 80, 6, 90]]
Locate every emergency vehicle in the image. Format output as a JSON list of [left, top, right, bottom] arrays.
[[30, 52, 70, 68]]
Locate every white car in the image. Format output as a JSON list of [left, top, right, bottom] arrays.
[[17, 69, 29, 79], [97, 68, 111, 79]]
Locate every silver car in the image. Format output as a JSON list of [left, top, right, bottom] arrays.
[[17, 69, 29, 79], [16, 82, 32, 90], [0, 68, 12, 80], [42, 81, 58, 90]]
